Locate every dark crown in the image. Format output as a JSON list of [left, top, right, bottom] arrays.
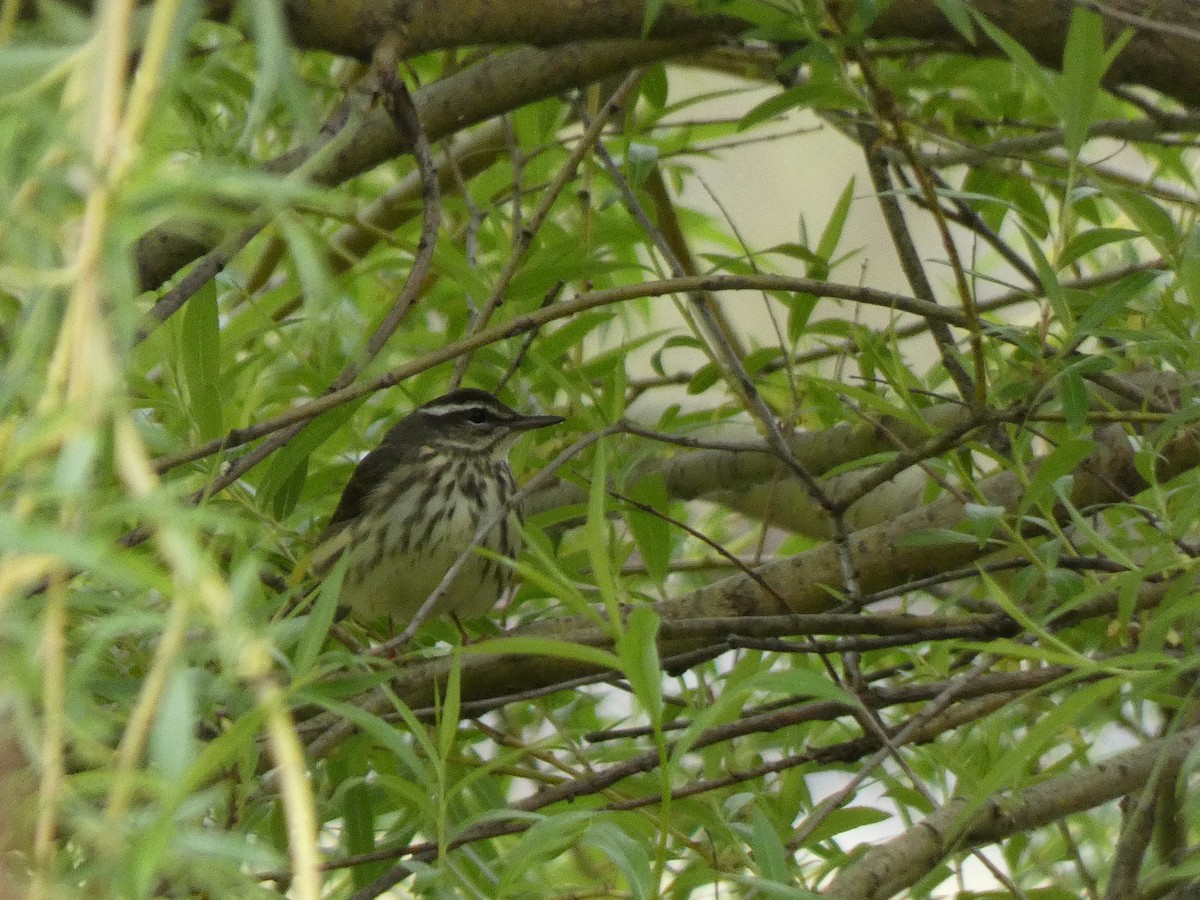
[[418, 388, 525, 426], [410, 389, 563, 450]]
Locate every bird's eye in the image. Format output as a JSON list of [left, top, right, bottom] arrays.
[[464, 408, 489, 425]]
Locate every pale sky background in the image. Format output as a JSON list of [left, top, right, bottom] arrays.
[[621, 69, 959, 416]]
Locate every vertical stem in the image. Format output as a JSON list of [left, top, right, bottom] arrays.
[[30, 574, 67, 900], [258, 672, 322, 900]]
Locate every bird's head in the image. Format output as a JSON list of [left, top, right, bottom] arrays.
[[411, 389, 564, 456]]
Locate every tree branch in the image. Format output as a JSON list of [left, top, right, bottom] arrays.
[[823, 725, 1200, 900]]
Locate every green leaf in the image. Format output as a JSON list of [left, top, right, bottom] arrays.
[[258, 402, 362, 512], [787, 292, 819, 345], [688, 362, 721, 394], [669, 676, 759, 764], [53, 432, 99, 494], [749, 669, 858, 707], [640, 63, 668, 109], [1060, 7, 1107, 156], [816, 177, 855, 263], [1018, 437, 1095, 520], [437, 648, 462, 762], [294, 552, 347, 676], [968, 678, 1120, 806], [1057, 227, 1140, 271], [1019, 227, 1070, 328], [727, 875, 820, 899], [642, 0, 665, 36], [802, 806, 891, 844], [317, 696, 435, 765], [342, 781, 386, 888], [650, 334, 704, 377], [587, 439, 619, 617], [497, 812, 593, 896], [932, 0, 976, 43], [963, 502, 1005, 544], [739, 83, 821, 132], [277, 211, 334, 306], [176, 703, 268, 798], [585, 819, 654, 900], [272, 453, 307, 520], [1103, 186, 1179, 255], [150, 667, 197, 786], [626, 473, 671, 583], [1075, 270, 1158, 334], [239, 0, 306, 138], [972, 14, 1057, 104], [1059, 369, 1088, 434], [1178, 223, 1200, 312], [463, 636, 622, 671], [625, 141, 658, 188], [750, 806, 790, 882], [0, 45, 73, 95], [180, 282, 223, 440], [616, 606, 663, 725]]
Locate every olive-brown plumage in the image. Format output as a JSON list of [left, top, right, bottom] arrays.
[[315, 389, 562, 625]]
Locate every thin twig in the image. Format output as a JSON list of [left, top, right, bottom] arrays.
[[450, 69, 646, 386], [335, 73, 441, 386], [150, 272, 973, 478]]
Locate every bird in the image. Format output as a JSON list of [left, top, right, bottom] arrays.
[[313, 388, 564, 628]]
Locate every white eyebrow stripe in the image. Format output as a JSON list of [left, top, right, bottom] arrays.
[[423, 401, 512, 418]]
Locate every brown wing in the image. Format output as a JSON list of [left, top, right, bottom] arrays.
[[322, 419, 424, 532]]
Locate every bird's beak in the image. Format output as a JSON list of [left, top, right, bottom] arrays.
[[511, 413, 565, 431]]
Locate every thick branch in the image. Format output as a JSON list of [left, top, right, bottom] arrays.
[[301, 421, 1200, 753], [135, 36, 712, 290], [282, 0, 734, 60], [872, 0, 1200, 107], [275, 1, 1200, 107], [822, 725, 1200, 900]]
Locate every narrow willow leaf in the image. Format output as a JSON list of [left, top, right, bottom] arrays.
[[1017, 437, 1095, 520], [587, 439, 618, 617], [932, 0, 976, 42], [585, 819, 654, 900], [749, 669, 858, 708], [626, 473, 671, 583], [462, 636, 621, 671], [343, 782, 385, 888], [816, 177, 855, 263], [150, 667, 197, 786], [1060, 8, 1107, 156], [294, 552, 346, 676], [616, 606, 663, 725], [437, 648, 463, 762], [258, 402, 362, 511], [497, 813, 592, 896], [180, 282, 222, 440]]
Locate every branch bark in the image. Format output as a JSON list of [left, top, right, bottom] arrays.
[[134, 0, 1200, 291], [822, 725, 1200, 900], [282, 0, 735, 60], [134, 36, 714, 290], [872, 0, 1200, 108], [299, 420, 1200, 757], [276, 1, 1200, 108]]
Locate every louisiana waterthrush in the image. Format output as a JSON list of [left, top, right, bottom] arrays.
[[314, 389, 564, 626]]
